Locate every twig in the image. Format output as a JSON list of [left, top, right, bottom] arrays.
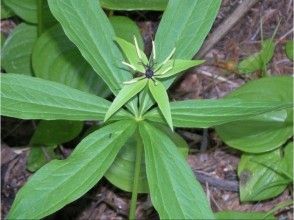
[[197, 0, 259, 58], [193, 169, 239, 192], [197, 70, 239, 87]]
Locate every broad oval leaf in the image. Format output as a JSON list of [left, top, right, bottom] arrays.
[[48, 0, 132, 95], [30, 120, 84, 145], [238, 149, 289, 202], [100, 0, 168, 11], [104, 79, 148, 121], [215, 211, 275, 220], [282, 142, 293, 179], [1, 74, 130, 121], [105, 123, 188, 193], [148, 80, 173, 129], [139, 121, 214, 219], [7, 120, 137, 219], [216, 76, 293, 153], [145, 99, 292, 128], [32, 24, 110, 97], [1, 23, 37, 75], [4, 0, 37, 23]]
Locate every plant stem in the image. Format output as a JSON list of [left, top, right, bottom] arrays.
[[36, 0, 43, 36], [129, 133, 143, 220]]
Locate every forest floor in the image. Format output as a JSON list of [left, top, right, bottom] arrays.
[[1, 0, 293, 219]]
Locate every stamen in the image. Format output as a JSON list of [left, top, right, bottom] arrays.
[[159, 66, 172, 75], [122, 61, 136, 71], [162, 48, 176, 66], [152, 40, 156, 60], [123, 76, 145, 84], [133, 36, 142, 60]]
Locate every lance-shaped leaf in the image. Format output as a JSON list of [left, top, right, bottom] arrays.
[[1, 23, 37, 75], [100, 0, 168, 11], [140, 0, 221, 113], [1, 74, 130, 121], [105, 123, 188, 193], [115, 37, 147, 73], [139, 122, 214, 219], [155, 59, 204, 78], [7, 120, 137, 219], [148, 80, 173, 129], [48, 0, 132, 95], [155, 0, 221, 62], [145, 98, 292, 128], [104, 79, 148, 121]]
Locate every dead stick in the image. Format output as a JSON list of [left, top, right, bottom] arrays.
[[193, 169, 239, 192], [197, 0, 259, 58]]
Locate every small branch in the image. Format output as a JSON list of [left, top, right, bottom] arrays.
[[194, 170, 239, 192], [197, 0, 259, 58], [197, 70, 239, 87]]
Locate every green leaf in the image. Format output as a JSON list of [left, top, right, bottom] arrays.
[[155, 59, 204, 78], [105, 123, 188, 193], [140, 0, 221, 113], [139, 122, 214, 219], [100, 0, 168, 11], [145, 99, 292, 128], [215, 211, 275, 220], [115, 37, 147, 73], [1, 23, 37, 75], [27, 120, 83, 172], [155, 0, 221, 62], [1, 74, 130, 121], [238, 39, 275, 74], [1, 1, 15, 19], [30, 120, 84, 145], [285, 40, 293, 60], [27, 145, 60, 172], [282, 142, 293, 179], [7, 120, 137, 219], [48, 0, 132, 95], [32, 24, 110, 97], [4, 0, 37, 23], [104, 79, 148, 121], [148, 80, 173, 129], [216, 76, 293, 153], [238, 149, 289, 202], [1, 32, 6, 47], [109, 16, 144, 49]]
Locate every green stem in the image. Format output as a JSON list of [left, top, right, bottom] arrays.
[[129, 133, 143, 220], [36, 0, 43, 36]]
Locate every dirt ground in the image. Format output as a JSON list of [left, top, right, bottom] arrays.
[[1, 0, 293, 219]]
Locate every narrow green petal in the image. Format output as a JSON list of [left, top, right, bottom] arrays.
[[155, 59, 204, 78], [104, 79, 148, 121], [148, 80, 173, 130]]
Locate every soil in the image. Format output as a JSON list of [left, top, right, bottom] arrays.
[[1, 0, 293, 219]]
